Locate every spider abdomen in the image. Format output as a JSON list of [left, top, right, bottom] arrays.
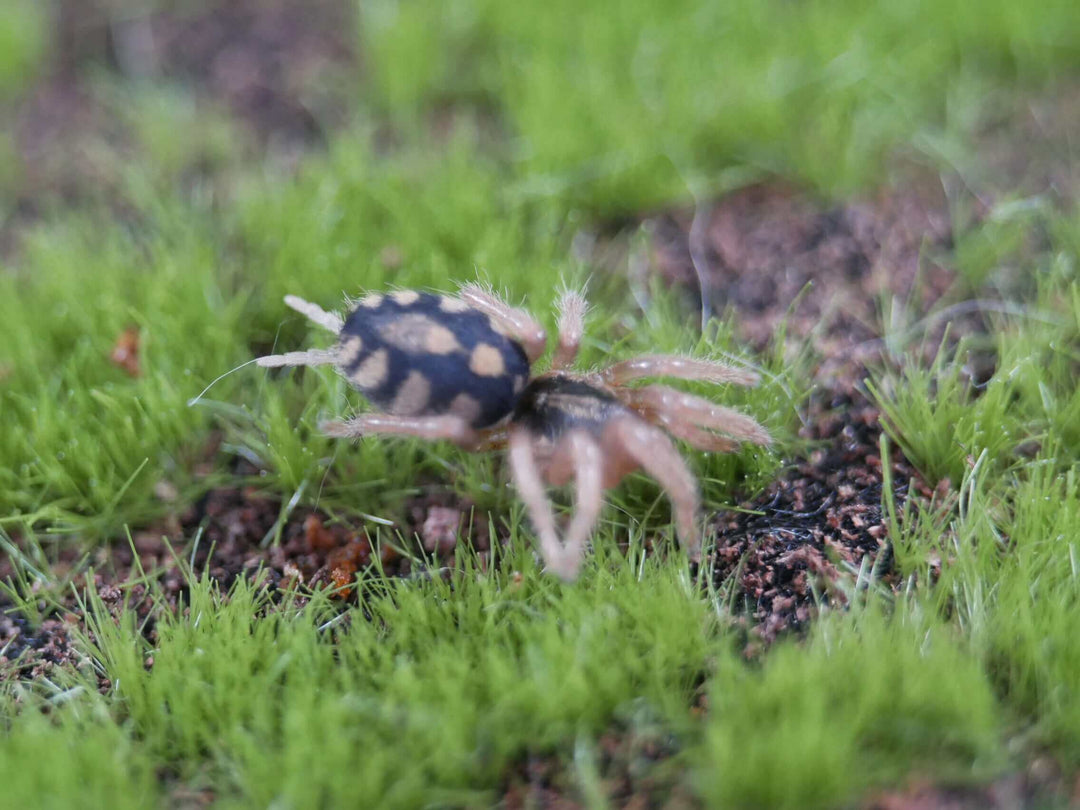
[[334, 290, 530, 428]]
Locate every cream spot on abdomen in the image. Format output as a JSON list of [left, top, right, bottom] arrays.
[[391, 370, 432, 415], [350, 348, 389, 389], [391, 290, 420, 306], [336, 335, 364, 366], [379, 313, 462, 355], [424, 323, 462, 354], [439, 296, 470, 313], [470, 343, 506, 377]]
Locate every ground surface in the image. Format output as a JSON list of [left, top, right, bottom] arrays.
[[3, 1, 1080, 808]]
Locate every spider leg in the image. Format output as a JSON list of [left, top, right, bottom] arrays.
[[473, 425, 510, 451], [320, 413, 481, 448], [619, 384, 771, 447], [608, 416, 702, 561], [657, 420, 739, 453], [508, 428, 566, 576], [599, 355, 759, 387], [256, 348, 338, 368], [555, 431, 604, 581], [284, 295, 344, 334], [550, 288, 588, 371], [458, 283, 547, 362]]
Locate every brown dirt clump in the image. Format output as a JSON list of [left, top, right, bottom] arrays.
[[171, 483, 492, 592], [865, 761, 1076, 810], [0, 610, 81, 685], [649, 182, 957, 356], [710, 378, 920, 646], [135, 0, 354, 147]]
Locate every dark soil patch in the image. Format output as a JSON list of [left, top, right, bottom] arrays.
[[969, 84, 1080, 205], [649, 181, 959, 358], [3, 0, 356, 250], [0, 610, 81, 684], [709, 379, 916, 646], [133, 0, 354, 148], [0, 475, 491, 685], [171, 480, 492, 594], [865, 762, 1078, 810], [499, 722, 693, 810]]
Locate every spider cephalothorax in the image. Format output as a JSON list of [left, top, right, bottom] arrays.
[[257, 285, 770, 580]]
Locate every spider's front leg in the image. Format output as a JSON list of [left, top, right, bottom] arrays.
[[619, 384, 771, 449], [607, 416, 703, 562], [508, 427, 602, 581], [546, 430, 603, 580], [599, 354, 759, 387]]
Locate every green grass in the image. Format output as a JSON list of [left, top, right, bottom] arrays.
[[2, 550, 1011, 809], [3, 0, 1080, 806]]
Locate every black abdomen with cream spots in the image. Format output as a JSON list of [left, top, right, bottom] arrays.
[[335, 290, 530, 428]]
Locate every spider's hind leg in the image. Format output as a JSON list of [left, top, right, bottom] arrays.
[[320, 413, 481, 449], [508, 427, 602, 581], [256, 348, 338, 368], [284, 294, 344, 334], [599, 355, 759, 387], [257, 296, 344, 369]]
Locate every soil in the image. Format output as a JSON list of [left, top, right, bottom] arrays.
[[711, 379, 912, 647], [499, 724, 692, 810], [648, 181, 959, 358], [3, 0, 356, 251]]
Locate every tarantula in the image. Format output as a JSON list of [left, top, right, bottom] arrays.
[[256, 284, 770, 580]]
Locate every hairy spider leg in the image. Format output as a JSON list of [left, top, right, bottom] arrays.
[[609, 416, 703, 561], [319, 413, 483, 449], [508, 427, 604, 580], [255, 296, 344, 368], [619, 384, 771, 448], [458, 283, 547, 362], [555, 431, 604, 580], [508, 428, 564, 574], [255, 348, 338, 368], [284, 294, 344, 333], [599, 354, 759, 387], [550, 288, 588, 371]]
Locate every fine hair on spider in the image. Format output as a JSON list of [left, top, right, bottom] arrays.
[[247, 284, 770, 581]]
